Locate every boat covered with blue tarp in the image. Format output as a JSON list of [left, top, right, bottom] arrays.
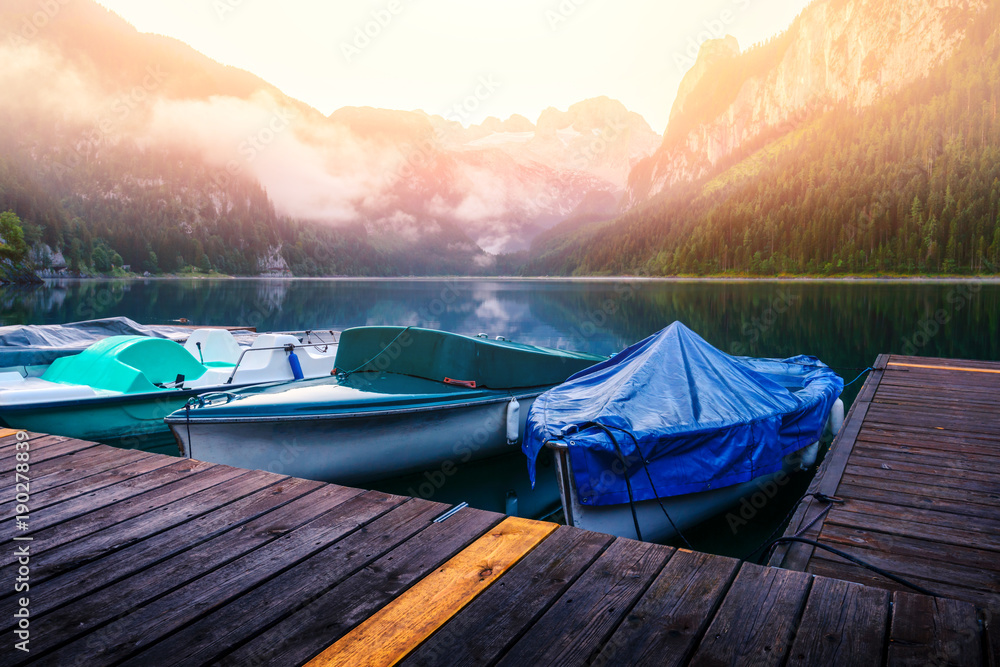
[[523, 322, 844, 517]]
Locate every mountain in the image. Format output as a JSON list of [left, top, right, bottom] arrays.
[[0, 1, 660, 275], [625, 0, 987, 207], [527, 0, 1000, 276]]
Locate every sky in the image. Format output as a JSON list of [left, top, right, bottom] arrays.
[[93, 0, 811, 133]]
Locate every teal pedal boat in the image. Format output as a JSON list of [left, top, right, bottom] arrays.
[[165, 326, 604, 485], [0, 329, 337, 450]]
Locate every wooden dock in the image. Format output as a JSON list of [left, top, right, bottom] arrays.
[[771, 354, 1000, 657], [2, 426, 995, 666]]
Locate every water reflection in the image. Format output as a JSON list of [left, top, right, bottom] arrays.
[[3, 278, 998, 548], [5, 279, 997, 372]]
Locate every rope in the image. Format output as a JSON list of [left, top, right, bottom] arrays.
[[842, 367, 873, 388], [742, 491, 835, 562], [589, 422, 693, 549], [338, 326, 412, 377], [759, 537, 941, 597], [588, 423, 644, 542]]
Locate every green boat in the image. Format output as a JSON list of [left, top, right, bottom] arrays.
[[0, 330, 338, 454], [165, 326, 605, 484]]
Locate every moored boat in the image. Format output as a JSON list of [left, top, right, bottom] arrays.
[[0, 329, 337, 449], [165, 326, 605, 485], [522, 322, 845, 543]]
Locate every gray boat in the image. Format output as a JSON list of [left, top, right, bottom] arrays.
[[166, 326, 604, 485]]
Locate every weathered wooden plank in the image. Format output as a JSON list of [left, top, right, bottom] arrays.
[[216, 507, 503, 667], [888, 355, 1000, 371], [874, 387, 999, 408], [876, 378, 1000, 395], [835, 482, 1000, 521], [0, 470, 269, 597], [688, 563, 813, 666], [0, 436, 100, 474], [9, 475, 317, 622], [861, 421, 1000, 446], [401, 526, 612, 667], [854, 442, 1000, 474], [309, 517, 556, 667], [14, 445, 155, 489], [820, 524, 1000, 574], [863, 416, 1000, 442], [808, 557, 1000, 613], [868, 403, 1000, 430], [844, 463, 1000, 494], [839, 473, 1000, 511], [849, 452, 1000, 485], [0, 450, 166, 520], [786, 576, 889, 667], [123, 497, 454, 667], [825, 505, 1000, 551], [591, 549, 739, 667], [44, 488, 403, 665], [0, 460, 237, 548], [772, 358, 883, 569], [495, 538, 671, 667], [888, 592, 983, 666], [0, 432, 69, 459], [804, 541, 1000, 593], [866, 405, 1000, 431], [880, 373, 1000, 391], [12, 482, 363, 663]]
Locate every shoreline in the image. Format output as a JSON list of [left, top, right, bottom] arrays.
[[26, 274, 1000, 284]]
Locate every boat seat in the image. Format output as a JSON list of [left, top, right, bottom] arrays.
[[183, 329, 242, 366], [334, 326, 602, 389], [41, 336, 208, 394], [228, 334, 334, 384]]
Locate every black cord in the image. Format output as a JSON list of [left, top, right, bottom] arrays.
[[741, 489, 839, 563], [588, 423, 644, 542], [184, 403, 192, 457], [588, 422, 693, 548], [758, 536, 941, 597], [611, 425, 694, 550]]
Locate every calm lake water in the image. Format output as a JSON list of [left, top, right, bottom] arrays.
[[3, 278, 998, 555]]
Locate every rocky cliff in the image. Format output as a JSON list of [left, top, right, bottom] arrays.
[[624, 0, 988, 207]]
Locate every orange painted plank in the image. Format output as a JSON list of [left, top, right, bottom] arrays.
[[307, 516, 557, 667], [0, 429, 20, 439], [887, 362, 1000, 375]]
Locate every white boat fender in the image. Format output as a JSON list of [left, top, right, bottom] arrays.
[[825, 398, 845, 439], [506, 397, 520, 444], [505, 490, 518, 517], [798, 441, 820, 470]]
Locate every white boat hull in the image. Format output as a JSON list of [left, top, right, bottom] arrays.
[[553, 447, 809, 543], [553, 398, 845, 542], [172, 394, 539, 486]]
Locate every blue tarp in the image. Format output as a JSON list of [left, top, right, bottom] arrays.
[[522, 322, 843, 506]]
